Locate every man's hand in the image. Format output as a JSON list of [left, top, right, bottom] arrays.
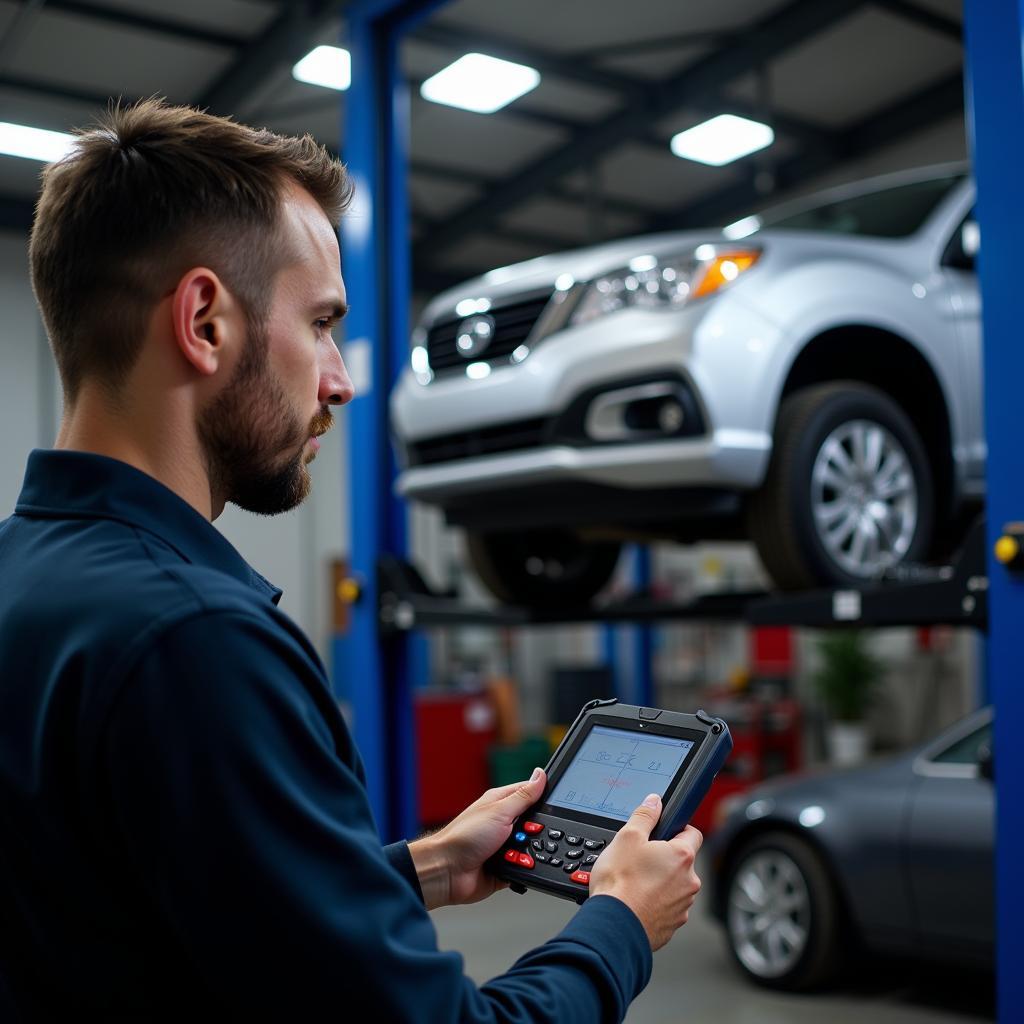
[[407, 768, 546, 910], [589, 793, 703, 951]]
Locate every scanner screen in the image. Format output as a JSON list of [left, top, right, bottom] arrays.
[[547, 725, 695, 822]]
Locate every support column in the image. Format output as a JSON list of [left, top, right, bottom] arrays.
[[963, 1, 1024, 1018]]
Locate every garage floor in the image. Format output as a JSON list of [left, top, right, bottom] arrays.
[[430, 857, 995, 1024]]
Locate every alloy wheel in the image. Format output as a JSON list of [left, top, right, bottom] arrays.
[[727, 849, 812, 979], [810, 419, 918, 579]]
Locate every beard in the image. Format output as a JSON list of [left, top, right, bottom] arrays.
[[198, 320, 333, 516]]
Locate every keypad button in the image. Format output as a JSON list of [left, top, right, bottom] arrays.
[[547, 830, 563, 841], [544, 841, 558, 853], [531, 839, 544, 852], [535, 852, 549, 863], [549, 857, 562, 867], [516, 852, 535, 870], [570, 870, 591, 886], [523, 821, 544, 834], [563, 861, 579, 873], [503, 849, 518, 863], [565, 848, 583, 861], [584, 839, 605, 851], [583, 854, 599, 866], [514, 831, 527, 844], [566, 835, 582, 846]]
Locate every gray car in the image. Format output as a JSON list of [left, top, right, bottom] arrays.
[[391, 164, 981, 605], [707, 707, 994, 990]]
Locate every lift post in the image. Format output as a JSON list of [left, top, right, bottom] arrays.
[[340, 0, 446, 844], [963, 1, 1024, 1017]]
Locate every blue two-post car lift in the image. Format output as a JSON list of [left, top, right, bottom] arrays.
[[337, 0, 1022, 1016]]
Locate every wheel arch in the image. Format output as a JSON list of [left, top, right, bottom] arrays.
[[778, 325, 956, 528], [712, 818, 863, 940]]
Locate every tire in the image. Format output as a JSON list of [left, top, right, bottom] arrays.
[[748, 382, 935, 591], [724, 832, 845, 991], [465, 530, 621, 609]]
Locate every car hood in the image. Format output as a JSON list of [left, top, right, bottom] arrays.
[[421, 230, 739, 322], [420, 227, 921, 326], [744, 753, 916, 805]]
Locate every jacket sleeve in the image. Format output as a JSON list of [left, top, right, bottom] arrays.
[[383, 840, 426, 903], [98, 610, 652, 1022]]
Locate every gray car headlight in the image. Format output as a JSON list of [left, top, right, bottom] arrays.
[[570, 245, 761, 327]]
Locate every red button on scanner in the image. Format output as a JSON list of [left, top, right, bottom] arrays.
[[569, 870, 590, 886], [523, 821, 544, 834], [517, 852, 535, 869], [504, 849, 519, 863]]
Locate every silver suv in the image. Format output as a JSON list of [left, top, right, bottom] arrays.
[[390, 165, 980, 606]]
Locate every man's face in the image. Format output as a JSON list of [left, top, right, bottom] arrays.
[[198, 184, 353, 516]]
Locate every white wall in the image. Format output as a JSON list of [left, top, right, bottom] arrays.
[[0, 229, 349, 664]]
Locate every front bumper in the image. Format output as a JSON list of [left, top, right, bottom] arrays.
[[396, 429, 771, 504], [391, 290, 782, 508]]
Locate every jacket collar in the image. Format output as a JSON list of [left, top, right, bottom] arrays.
[[15, 449, 283, 605]]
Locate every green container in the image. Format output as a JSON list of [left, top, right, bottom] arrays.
[[488, 736, 551, 788]]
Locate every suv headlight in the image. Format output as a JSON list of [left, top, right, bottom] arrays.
[[570, 245, 761, 327]]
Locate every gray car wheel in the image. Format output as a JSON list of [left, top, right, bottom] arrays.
[[725, 832, 844, 991], [749, 381, 935, 591], [465, 530, 621, 609]]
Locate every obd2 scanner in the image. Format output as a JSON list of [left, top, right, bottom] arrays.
[[488, 699, 732, 904]]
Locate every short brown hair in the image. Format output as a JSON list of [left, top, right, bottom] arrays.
[[29, 98, 352, 402]]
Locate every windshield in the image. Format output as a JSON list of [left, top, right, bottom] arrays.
[[758, 174, 965, 238]]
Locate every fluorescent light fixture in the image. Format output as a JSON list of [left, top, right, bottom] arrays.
[[292, 45, 351, 91], [421, 53, 540, 114], [0, 121, 75, 163], [723, 214, 762, 240], [670, 114, 774, 167]]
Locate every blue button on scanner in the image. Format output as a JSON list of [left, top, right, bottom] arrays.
[[514, 831, 527, 844]]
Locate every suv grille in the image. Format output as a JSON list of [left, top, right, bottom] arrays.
[[426, 291, 552, 374]]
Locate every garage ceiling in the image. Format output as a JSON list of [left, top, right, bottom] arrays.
[[0, 0, 966, 297]]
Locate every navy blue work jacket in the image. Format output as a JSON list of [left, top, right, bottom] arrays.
[[0, 450, 651, 1020]]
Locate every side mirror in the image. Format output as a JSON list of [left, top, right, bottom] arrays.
[[977, 741, 994, 782]]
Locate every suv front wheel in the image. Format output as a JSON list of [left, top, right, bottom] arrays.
[[465, 530, 622, 609], [748, 382, 935, 591]]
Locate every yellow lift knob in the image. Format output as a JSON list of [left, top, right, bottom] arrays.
[[337, 577, 362, 604], [995, 535, 1020, 566]]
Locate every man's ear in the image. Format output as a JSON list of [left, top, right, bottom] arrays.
[[171, 268, 236, 377]]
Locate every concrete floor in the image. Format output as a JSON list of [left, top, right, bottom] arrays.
[[430, 857, 995, 1024]]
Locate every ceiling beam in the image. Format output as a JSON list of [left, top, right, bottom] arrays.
[[12, 0, 248, 49], [412, 23, 841, 160], [872, 0, 962, 41], [198, 1, 349, 116], [411, 0, 866, 263], [659, 71, 965, 232], [0, 69, 117, 108], [413, 212, 579, 254]]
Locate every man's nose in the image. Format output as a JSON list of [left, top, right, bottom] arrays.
[[320, 344, 355, 406]]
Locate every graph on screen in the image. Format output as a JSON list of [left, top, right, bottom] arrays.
[[548, 726, 695, 822]]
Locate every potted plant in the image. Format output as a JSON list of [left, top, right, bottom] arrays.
[[812, 631, 882, 765]]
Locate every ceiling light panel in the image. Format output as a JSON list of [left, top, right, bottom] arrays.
[[420, 53, 540, 114], [670, 114, 774, 167], [0, 122, 76, 163], [293, 45, 352, 91]]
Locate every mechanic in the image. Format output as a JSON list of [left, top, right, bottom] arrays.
[[0, 99, 702, 1020]]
